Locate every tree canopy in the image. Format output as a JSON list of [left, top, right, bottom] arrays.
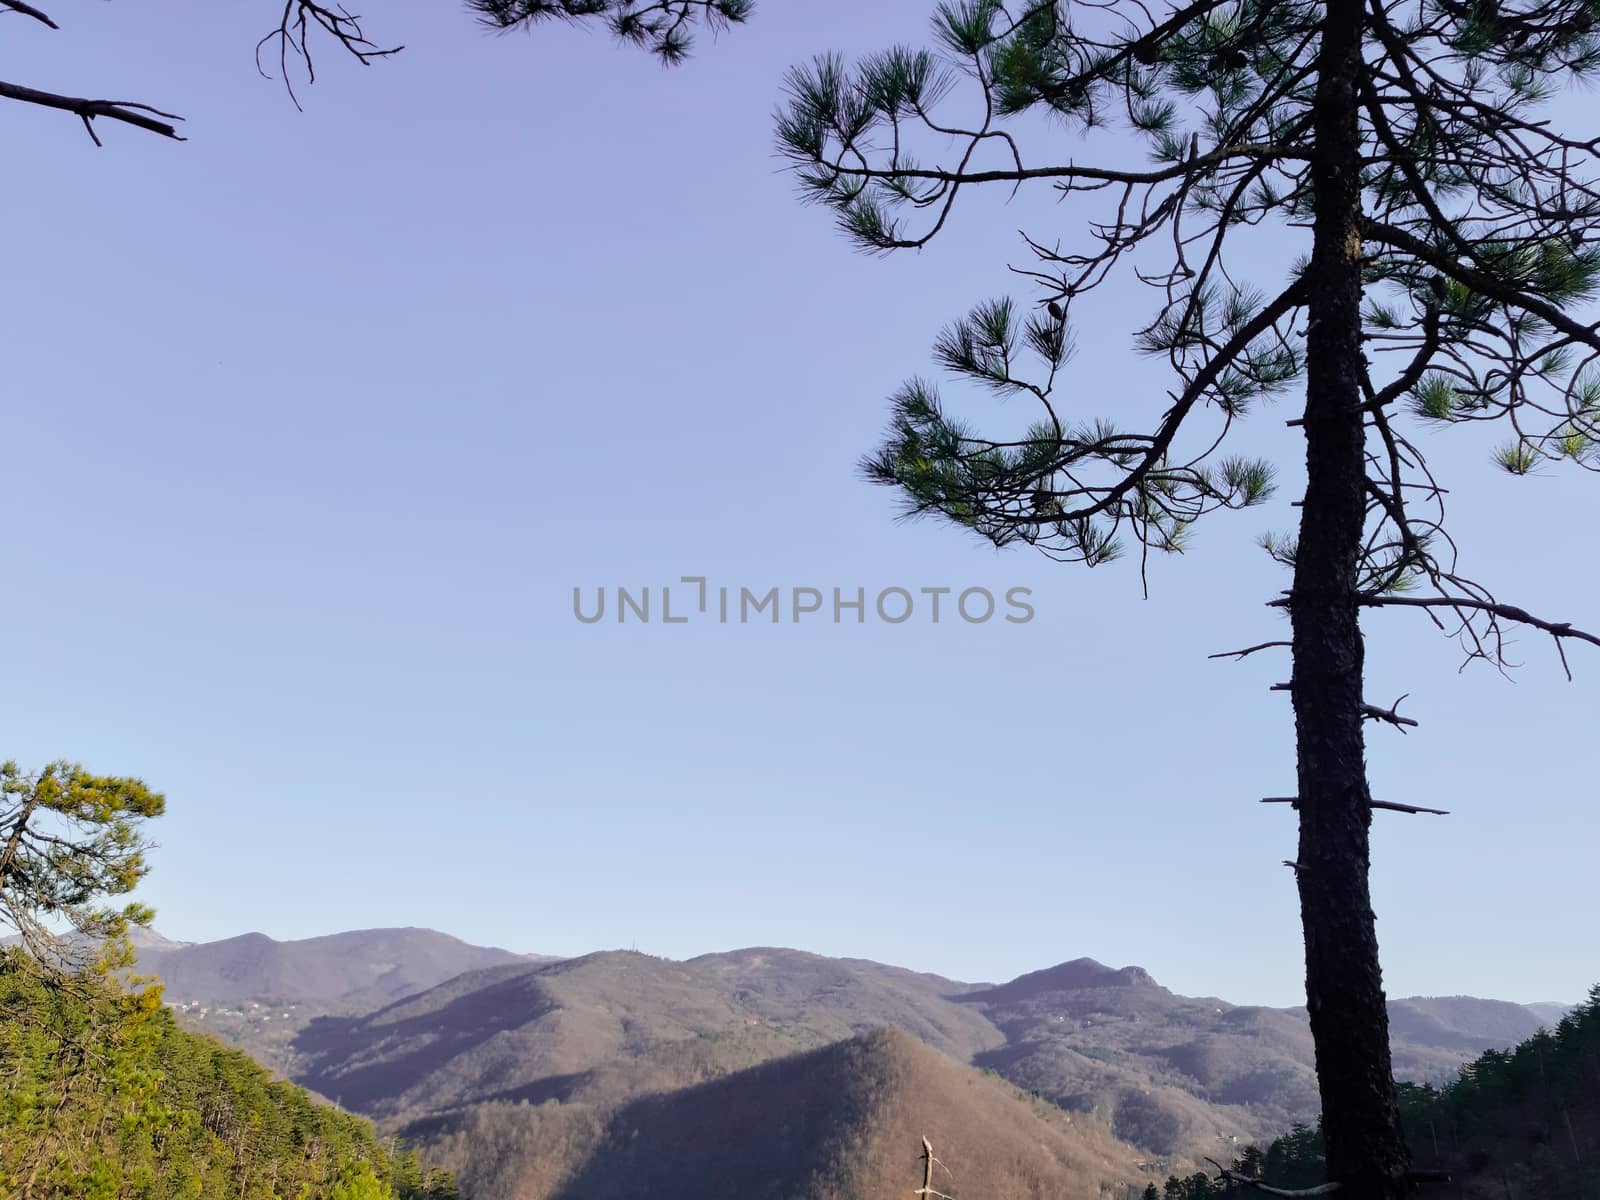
[[0, 761, 164, 973], [1250, 987, 1600, 1200], [0, 952, 458, 1199]]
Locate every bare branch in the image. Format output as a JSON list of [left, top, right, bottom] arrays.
[[1359, 594, 1600, 680], [0, 0, 58, 29], [1371, 799, 1448, 815], [1206, 1158, 1344, 1197], [256, 0, 402, 111], [1262, 797, 1449, 815], [1210, 640, 1292, 661], [1361, 693, 1418, 732], [0, 80, 183, 142], [1407, 1171, 1453, 1185]]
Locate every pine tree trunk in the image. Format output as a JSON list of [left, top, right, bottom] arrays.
[[1291, 0, 1412, 1196]]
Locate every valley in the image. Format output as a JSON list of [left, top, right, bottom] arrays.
[[131, 928, 1573, 1197]]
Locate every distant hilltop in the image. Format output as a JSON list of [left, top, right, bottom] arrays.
[[127, 926, 1576, 1172]]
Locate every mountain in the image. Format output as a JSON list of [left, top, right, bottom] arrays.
[[291, 947, 1003, 1121], [1363, 996, 1552, 1057], [1524, 1000, 1577, 1026], [132, 927, 541, 1075], [8, 919, 1580, 1200], [283, 944, 1560, 1163], [406, 1028, 1146, 1200], [137, 927, 532, 1012], [955, 959, 1318, 1152], [1280, 994, 1557, 1084], [127, 926, 193, 953], [949, 963, 1558, 1154]]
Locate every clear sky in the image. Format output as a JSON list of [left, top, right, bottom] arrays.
[[3, 0, 1593, 1009]]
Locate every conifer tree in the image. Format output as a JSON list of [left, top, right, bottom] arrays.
[[757, 4, 1600, 1196], [0, 761, 165, 973], [479, 2, 1599, 1194]]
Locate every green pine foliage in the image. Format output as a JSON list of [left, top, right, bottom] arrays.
[[0, 953, 457, 1200], [1237, 986, 1600, 1200], [767, 0, 1600, 612], [0, 760, 166, 973], [1163, 1171, 1223, 1200], [463, 0, 753, 63]]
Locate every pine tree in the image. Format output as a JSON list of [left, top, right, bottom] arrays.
[[0, 761, 165, 974], [754, 4, 1600, 1196]]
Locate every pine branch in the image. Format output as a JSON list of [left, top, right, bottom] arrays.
[[1363, 218, 1600, 350]]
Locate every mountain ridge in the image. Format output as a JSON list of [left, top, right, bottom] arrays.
[[127, 928, 1570, 1162], [134, 927, 1570, 1020]]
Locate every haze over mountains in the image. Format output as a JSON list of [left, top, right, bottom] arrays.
[[132, 926, 1572, 1189]]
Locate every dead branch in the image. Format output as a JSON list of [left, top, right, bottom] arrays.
[[1206, 1158, 1343, 1197], [1360, 694, 1418, 732], [1210, 640, 1292, 660], [0, 0, 57, 28], [916, 1137, 955, 1200], [1358, 595, 1600, 681], [1262, 797, 1449, 815], [1265, 683, 1419, 731], [0, 80, 184, 143], [256, 0, 402, 110], [1407, 1171, 1453, 1185]]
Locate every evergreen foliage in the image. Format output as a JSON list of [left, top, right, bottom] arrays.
[[0, 760, 165, 972], [0, 951, 458, 1200], [464, 0, 753, 63], [1243, 987, 1600, 1200], [767, 0, 1600, 589], [761, 3, 1600, 1195]]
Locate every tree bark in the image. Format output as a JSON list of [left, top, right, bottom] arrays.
[[1291, 0, 1412, 1196]]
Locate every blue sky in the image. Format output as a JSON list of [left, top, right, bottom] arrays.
[[2, 0, 1593, 1008]]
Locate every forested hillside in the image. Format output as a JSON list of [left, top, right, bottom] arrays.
[[0, 951, 457, 1200], [1251, 985, 1600, 1200]]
